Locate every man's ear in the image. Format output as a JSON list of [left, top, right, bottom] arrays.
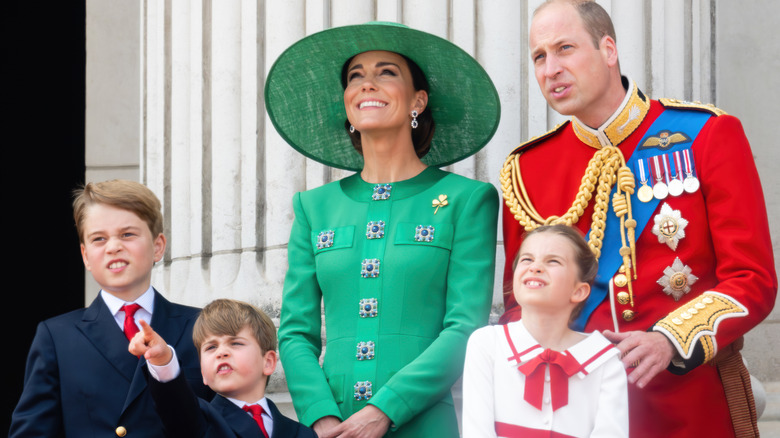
[[600, 35, 619, 68]]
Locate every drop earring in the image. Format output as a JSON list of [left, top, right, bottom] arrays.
[[349, 125, 355, 133], [411, 110, 419, 129]]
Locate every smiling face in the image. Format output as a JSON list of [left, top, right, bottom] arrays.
[[80, 203, 166, 302], [529, 1, 620, 127], [513, 231, 589, 315], [200, 326, 277, 403], [343, 50, 427, 137]]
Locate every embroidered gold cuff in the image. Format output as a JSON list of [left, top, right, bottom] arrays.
[[653, 291, 747, 361]]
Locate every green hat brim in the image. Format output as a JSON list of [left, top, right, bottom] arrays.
[[264, 22, 501, 171]]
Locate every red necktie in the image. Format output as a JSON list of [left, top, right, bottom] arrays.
[[516, 348, 581, 412], [243, 404, 270, 438], [122, 303, 141, 341]]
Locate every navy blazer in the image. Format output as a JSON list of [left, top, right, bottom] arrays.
[[10, 290, 212, 437], [149, 372, 317, 438]]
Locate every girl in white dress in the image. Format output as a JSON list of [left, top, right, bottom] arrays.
[[463, 225, 628, 437]]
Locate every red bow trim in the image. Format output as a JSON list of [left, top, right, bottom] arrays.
[[517, 348, 581, 412]]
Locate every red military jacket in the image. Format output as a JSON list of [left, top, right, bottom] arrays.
[[500, 79, 777, 437]]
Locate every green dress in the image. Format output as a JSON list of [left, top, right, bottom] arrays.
[[279, 167, 498, 436]]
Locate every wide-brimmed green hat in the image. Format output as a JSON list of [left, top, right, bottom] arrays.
[[264, 22, 501, 171]]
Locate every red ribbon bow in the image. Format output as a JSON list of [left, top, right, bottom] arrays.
[[517, 348, 581, 412]]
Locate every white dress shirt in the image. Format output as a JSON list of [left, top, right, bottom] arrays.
[[101, 286, 155, 331]]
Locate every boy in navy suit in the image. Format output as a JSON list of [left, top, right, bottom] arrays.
[[130, 298, 316, 438], [10, 179, 211, 437]]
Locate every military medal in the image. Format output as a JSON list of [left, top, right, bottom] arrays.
[[635, 158, 653, 203], [651, 155, 668, 200], [657, 257, 698, 301], [666, 152, 684, 196], [682, 149, 700, 193], [651, 203, 688, 250]]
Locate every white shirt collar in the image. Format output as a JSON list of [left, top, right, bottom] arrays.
[[101, 286, 155, 330], [506, 320, 619, 376], [101, 286, 156, 315], [228, 397, 273, 436]]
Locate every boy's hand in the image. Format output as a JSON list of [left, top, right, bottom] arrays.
[[128, 320, 173, 366]]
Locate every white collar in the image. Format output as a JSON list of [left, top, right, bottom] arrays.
[[101, 286, 155, 316], [504, 320, 620, 377], [229, 396, 272, 420]]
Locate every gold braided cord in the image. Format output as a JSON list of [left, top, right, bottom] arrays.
[[500, 146, 639, 305]]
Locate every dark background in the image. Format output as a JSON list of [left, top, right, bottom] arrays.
[[6, 1, 87, 432]]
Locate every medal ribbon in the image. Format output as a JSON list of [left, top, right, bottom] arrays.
[[661, 154, 672, 184], [683, 148, 696, 178], [671, 151, 682, 182], [652, 155, 665, 184], [575, 108, 711, 330], [635, 158, 648, 183]]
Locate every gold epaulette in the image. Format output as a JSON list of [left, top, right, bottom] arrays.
[[507, 121, 569, 156], [659, 98, 728, 116]]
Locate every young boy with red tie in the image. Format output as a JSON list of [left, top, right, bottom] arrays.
[[10, 179, 211, 437], [130, 298, 316, 438]]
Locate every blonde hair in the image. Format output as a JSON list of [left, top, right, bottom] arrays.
[[73, 180, 163, 243], [193, 299, 277, 354]]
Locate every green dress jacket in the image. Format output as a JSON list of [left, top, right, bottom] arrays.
[[279, 167, 498, 437]]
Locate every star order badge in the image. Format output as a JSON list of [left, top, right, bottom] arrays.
[[651, 203, 688, 250], [657, 257, 699, 301]]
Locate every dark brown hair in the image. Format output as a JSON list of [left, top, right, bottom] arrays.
[[341, 53, 435, 158]]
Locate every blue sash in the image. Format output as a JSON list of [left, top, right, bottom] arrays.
[[573, 108, 711, 331]]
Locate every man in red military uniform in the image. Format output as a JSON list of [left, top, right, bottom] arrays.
[[500, 1, 777, 436]]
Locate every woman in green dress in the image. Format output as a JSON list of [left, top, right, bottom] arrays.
[[265, 22, 501, 437]]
